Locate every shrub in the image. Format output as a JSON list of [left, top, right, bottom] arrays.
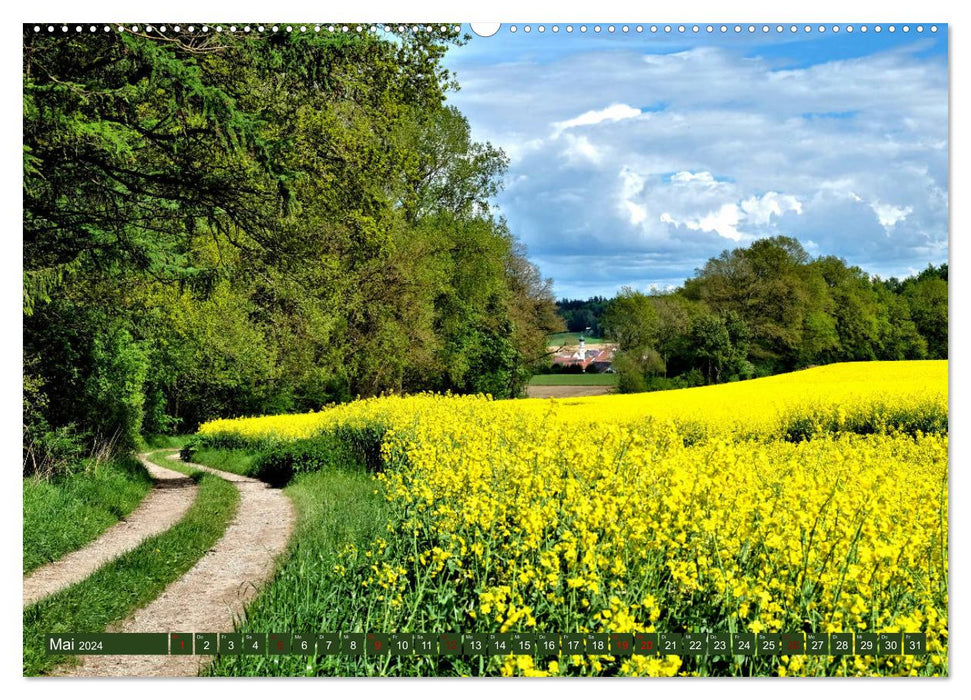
[[23, 424, 89, 479]]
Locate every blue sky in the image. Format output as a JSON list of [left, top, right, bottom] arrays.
[[442, 24, 949, 299]]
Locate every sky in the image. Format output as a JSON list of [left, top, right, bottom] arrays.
[[442, 24, 949, 300]]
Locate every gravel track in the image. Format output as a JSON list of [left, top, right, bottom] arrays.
[[23, 455, 198, 608], [61, 451, 295, 677]]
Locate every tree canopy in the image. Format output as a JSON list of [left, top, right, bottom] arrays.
[[596, 237, 945, 392], [23, 26, 559, 467]]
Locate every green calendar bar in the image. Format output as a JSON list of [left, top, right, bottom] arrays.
[[45, 633, 168, 655], [41, 631, 929, 656]]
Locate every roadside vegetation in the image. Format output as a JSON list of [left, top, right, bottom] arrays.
[[183, 448, 260, 477], [23, 456, 152, 575]]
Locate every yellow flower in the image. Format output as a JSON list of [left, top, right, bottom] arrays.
[[197, 361, 948, 678]]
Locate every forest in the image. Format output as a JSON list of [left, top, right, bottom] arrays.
[[23, 27, 560, 476], [576, 238, 947, 392]]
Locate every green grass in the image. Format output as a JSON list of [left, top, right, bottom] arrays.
[[547, 332, 606, 346], [23, 459, 239, 676], [140, 434, 191, 450], [529, 373, 618, 386], [23, 457, 153, 575], [187, 448, 260, 477], [200, 451, 390, 676]]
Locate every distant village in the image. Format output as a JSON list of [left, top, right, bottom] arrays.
[[549, 337, 616, 373]]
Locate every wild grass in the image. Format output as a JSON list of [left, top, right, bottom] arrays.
[[23, 456, 153, 575]]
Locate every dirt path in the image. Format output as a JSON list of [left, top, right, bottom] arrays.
[[526, 385, 615, 399], [23, 456, 197, 608], [63, 451, 294, 677]]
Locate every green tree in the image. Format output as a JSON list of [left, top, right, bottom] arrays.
[[810, 257, 880, 361], [87, 326, 149, 450], [603, 288, 667, 391], [602, 288, 659, 352], [874, 284, 927, 360], [689, 236, 815, 368], [905, 274, 948, 358], [649, 294, 693, 377], [687, 311, 751, 384]]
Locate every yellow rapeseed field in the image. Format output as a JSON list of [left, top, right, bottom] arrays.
[[198, 360, 948, 676]]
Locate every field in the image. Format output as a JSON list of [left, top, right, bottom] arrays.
[[528, 373, 618, 386], [191, 360, 948, 677]]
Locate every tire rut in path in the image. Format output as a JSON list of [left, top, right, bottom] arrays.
[[23, 455, 197, 608], [63, 451, 294, 677]]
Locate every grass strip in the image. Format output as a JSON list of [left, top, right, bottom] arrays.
[[23, 456, 153, 575], [529, 373, 618, 386], [187, 448, 260, 477], [23, 461, 239, 676], [546, 332, 606, 345]]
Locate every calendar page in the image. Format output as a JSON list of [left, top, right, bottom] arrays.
[[22, 17, 948, 680]]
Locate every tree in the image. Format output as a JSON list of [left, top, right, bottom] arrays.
[[603, 288, 668, 391], [689, 314, 731, 384], [691, 236, 814, 368], [904, 271, 948, 358], [869, 283, 926, 360], [687, 311, 751, 384], [810, 257, 881, 361], [602, 288, 659, 352], [399, 105, 509, 223], [649, 294, 692, 377]]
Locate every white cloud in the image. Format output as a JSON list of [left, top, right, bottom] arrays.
[[624, 201, 648, 225], [618, 166, 648, 224], [552, 103, 641, 137], [619, 166, 645, 198], [662, 203, 744, 241], [561, 133, 601, 165], [740, 192, 803, 226], [698, 204, 743, 241], [871, 201, 913, 228], [671, 171, 718, 186]]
